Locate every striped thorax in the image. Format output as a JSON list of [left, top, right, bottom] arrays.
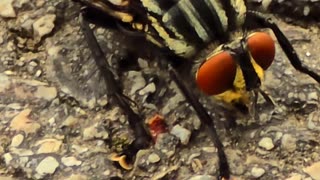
[[140, 0, 247, 58]]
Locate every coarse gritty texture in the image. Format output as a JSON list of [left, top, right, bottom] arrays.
[[0, 0, 319, 179], [247, 0, 320, 24]]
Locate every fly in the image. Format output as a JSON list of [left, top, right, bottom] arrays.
[[74, 0, 320, 179]]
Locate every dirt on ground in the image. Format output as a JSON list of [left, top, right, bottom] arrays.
[[0, 0, 319, 180]]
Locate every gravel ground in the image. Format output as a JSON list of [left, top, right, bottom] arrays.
[[0, 0, 319, 180]]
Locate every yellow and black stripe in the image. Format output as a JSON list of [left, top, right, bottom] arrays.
[[138, 0, 247, 58], [84, 0, 247, 58]]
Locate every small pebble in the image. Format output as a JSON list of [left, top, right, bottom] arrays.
[[10, 109, 41, 134], [35, 138, 62, 154], [307, 92, 318, 101], [127, 71, 146, 95], [258, 137, 274, 150], [139, 82, 156, 96], [10, 134, 24, 147], [286, 174, 302, 180], [35, 70, 42, 77], [10, 148, 34, 156], [170, 125, 191, 145], [162, 92, 185, 115], [35, 0, 45, 7], [48, 117, 55, 126], [33, 14, 56, 38], [29, 61, 38, 67], [307, 111, 320, 131], [274, 132, 283, 142], [191, 158, 203, 173], [61, 115, 77, 127], [189, 175, 216, 180], [303, 6, 310, 17], [298, 92, 306, 101], [138, 58, 148, 68], [284, 69, 293, 75], [0, 74, 10, 92], [281, 134, 297, 153], [0, 0, 16, 18], [61, 156, 82, 167], [34, 86, 57, 101], [83, 124, 109, 140], [155, 133, 178, 157], [148, 153, 161, 163], [303, 161, 320, 180], [97, 97, 108, 106], [19, 156, 29, 166], [35, 156, 59, 177], [251, 167, 266, 178], [65, 174, 88, 180], [187, 153, 201, 164], [72, 145, 88, 154], [202, 147, 216, 153], [3, 153, 13, 165], [103, 170, 110, 176]]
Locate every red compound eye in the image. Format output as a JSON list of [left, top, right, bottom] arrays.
[[247, 32, 275, 70], [196, 51, 237, 95]]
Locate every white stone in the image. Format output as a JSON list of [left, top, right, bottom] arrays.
[[281, 134, 297, 153], [128, 71, 146, 95], [258, 137, 274, 150], [286, 174, 302, 180], [19, 156, 29, 166], [189, 175, 215, 180], [308, 92, 318, 101], [10, 109, 41, 134], [48, 117, 55, 126], [148, 153, 160, 163], [138, 58, 148, 68], [10, 134, 24, 147], [33, 14, 56, 38], [303, 161, 320, 180], [3, 153, 13, 165], [61, 156, 82, 167], [0, 0, 16, 18], [35, 156, 59, 177], [62, 115, 77, 127], [251, 167, 266, 178], [35, 138, 62, 154], [170, 125, 191, 145], [162, 92, 185, 115], [65, 174, 88, 180], [72, 145, 88, 154], [202, 147, 216, 153], [10, 148, 34, 156], [103, 170, 110, 176], [0, 73, 11, 93], [35, 86, 57, 101], [139, 83, 156, 96], [83, 124, 108, 140]]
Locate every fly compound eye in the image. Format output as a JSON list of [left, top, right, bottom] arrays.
[[196, 51, 237, 95], [247, 32, 276, 70]]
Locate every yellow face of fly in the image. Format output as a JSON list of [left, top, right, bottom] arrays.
[[213, 57, 265, 105]]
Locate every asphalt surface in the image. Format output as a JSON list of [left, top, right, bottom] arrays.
[[0, 0, 319, 180]]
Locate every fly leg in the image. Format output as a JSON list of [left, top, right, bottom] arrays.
[[258, 88, 276, 108], [249, 89, 276, 121], [167, 64, 230, 180], [80, 12, 151, 166], [246, 11, 320, 83]]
